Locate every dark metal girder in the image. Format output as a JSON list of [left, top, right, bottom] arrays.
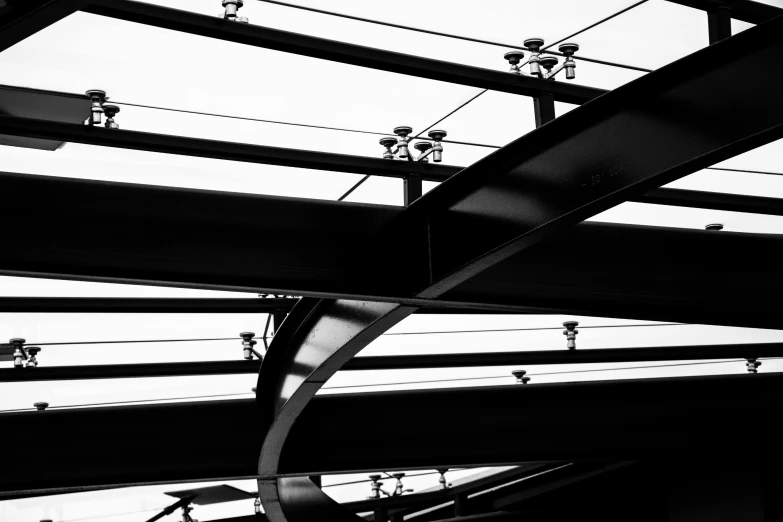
[[378, 15, 783, 299], [341, 342, 783, 370], [3, 110, 779, 217], [1, 172, 781, 328], [0, 115, 458, 181], [0, 0, 83, 52], [666, 0, 783, 24], [256, 20, 783, 522], [0, 360, 262, 382], [0, 297, 296, 313], [280, 373, 783, 475], [81, 0, 605, 105], [6, 341, 779, 383], [2, 373, 783, 496]]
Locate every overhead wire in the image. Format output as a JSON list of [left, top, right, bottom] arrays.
[[16, 322, 686, 346], [254, 0, 652, 73], [0, 391, 255, 414], [323, 358, 783, 391], [541, 0, 649, 51]]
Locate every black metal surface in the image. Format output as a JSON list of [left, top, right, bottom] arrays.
[[3, 373, 783, 496], [0, 360, 262, 382], [707, 4, 732, 43], [667, 0, 782, 24], [379, 15, 783, 300], [0, 115, 458, 181], [280, 373, 783, 475], [0, 297, 297, 313], [635, 187, 783, 215], [1, 172, 781, 328], [0, 0, 82, 52], [0, 84, 90, 150], [0, 399, 261, 495], [81, 0, 606, 105], [341, 342, 783, 370]]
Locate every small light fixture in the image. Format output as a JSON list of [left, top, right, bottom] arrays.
[[103, 104, 120, 129], [254, 496, 262, 514], [34, 402, 49, 411], [85, 89, 107, 126], [240, 332, 256, 360], [705, 223, 724, 231]]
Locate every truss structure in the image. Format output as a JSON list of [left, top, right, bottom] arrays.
[[1, 1, 783, 521]]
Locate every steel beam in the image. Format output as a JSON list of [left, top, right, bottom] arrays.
[[80, 0, 605, 105], [0, 115, 458, 181], [0, 297, 296, 313], [0, 360, 262, 382], [256, 20, 783, 522], [1, 172, 782, 328], [0, 0, 84, 52], [280, 373, 783, 475], [341, 342, 783, 370], [3, 112, 778, 217], [5, 341, 778, 382], [3, 373, 783, 496], [666, 0, 782, 24]]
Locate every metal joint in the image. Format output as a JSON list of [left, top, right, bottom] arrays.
[[563, 321, 579, 350], [85, 89, 107, 126], [746, 358, 762, 373], [222, 0, 248, 22], [240, 332, 256, 360], [512, 369, 531, 384], [25, 347, 41, 368], [10, 338, 26, 368]]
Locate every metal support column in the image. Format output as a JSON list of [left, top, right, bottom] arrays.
[[533, 93, 556, 127], [373, 507, 388, 522], [708, 5, 732, 44], [404, 174, 423, 206]]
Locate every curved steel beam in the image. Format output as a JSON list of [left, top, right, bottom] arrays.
[[256, 17, 783, 522]]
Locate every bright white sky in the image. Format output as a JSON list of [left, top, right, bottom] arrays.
[[1, 0, 783, 520]]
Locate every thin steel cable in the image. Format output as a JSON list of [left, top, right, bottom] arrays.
[[111, 100, 499, 149], [255, 0, 652, 73], [384, 323, 684, 336], [541, 0, 649, 50], [338, 88, 489, 201], [323, 358, 783, 390], [323, 468, 468, 488], [706, 167, 783, 177], [0, 391, 255, 414], [26, 337, 239, 346], [16, 323, 684, 346]]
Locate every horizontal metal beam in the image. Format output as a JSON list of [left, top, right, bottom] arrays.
[[280, 373, 783, 475], [6, 341, 777, 382], [0, 0, 83, 52], [635, 187, 783, 215], [342, 342, 783, 370], [0, 360, 261, 382], [3, 373, 783, 495], [666, 0, 783, 24], [1, 172, 781, 328], [82, 0, 606, 104], [0, 115, 458, 181], [3, 110, 777, 217], [0, 297, 296, 313]]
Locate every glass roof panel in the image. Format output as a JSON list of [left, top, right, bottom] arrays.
[[589, 202, 783, 233], [572, 0, 709, 70]]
